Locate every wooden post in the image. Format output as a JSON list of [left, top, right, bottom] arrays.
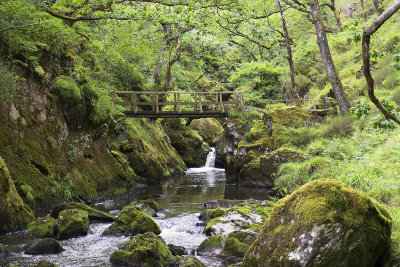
[[215, 93, 218, 111], [199, 93, 203, 113], [313, 99, 316, 110], [195, 93, 198, 112], [174, 94, 177, 112], [152, 94, 155, 112], [219, 92, 224, 112], [133, 93, 137, 114], [155, 94, 159, 114], [178, 93, 181, 113]]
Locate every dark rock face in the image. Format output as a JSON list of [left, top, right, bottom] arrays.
[[109, 232, 175, 266], [57, 209, 89, 240], [168, 244, 186, 256], [243, 179, 392, 267], [51, 202, 115, 222], [24, 238, 64, 255], [102, 206, 161, 236]]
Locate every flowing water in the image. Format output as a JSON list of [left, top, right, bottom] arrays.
[[0, 149, 275, 267]]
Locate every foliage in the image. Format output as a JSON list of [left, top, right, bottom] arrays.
[[67, 133, 90, 162], [0, 63, 23, 101], [372, 99, 399, 130], [350, 99, 371, 119]]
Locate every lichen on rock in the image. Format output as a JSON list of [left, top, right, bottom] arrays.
[[190, 118, 224, 146], [243, 179, 392, 267], [28, 216, 58, 238], [57, 209, 89, 240]]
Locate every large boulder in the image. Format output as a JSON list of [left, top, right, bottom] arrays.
[[190, 118, 224, 146], [197, 235, 225, 256], [34, 260, 58, 267], [171, 256, 206, 267], [243, 179, 392, 267], [163, 119, 209, 167], [238, 148, 306, 188], [131, 199, 162, 217], [50, 202, 115, 222], [57, 209, 89, 240], [103, 205, 161, 236], [222, 231, 257, 258], [0, 156, 34, 233], [24, 238, 64, 255], [109, 232, 175, 266], [28, 216, 58, 238]]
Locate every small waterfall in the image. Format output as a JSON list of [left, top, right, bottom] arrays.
[[205, 148, 216, 168]]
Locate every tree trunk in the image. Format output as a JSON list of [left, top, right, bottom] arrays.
[[330, 0, 343, 31], [154, 24, 169, 88], [277, 0, 299, 100], [309, 0, 350, 113], [164, 36, 182, 91], [363, 0, 400, 124]]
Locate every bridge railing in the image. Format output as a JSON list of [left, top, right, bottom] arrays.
[[109, 91, 245, 115]]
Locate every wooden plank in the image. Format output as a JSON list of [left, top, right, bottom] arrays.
[[155, 94, 159, 114], [178, 93, 181, 114], [219, 92, 224, 112], [195, 94, 198, 112], [199, 93, 203, 113], [174, 94, 177, 112]]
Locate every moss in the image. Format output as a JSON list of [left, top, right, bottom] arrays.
[[250, 127, 264, 141], [243, 179, 393, 266], [57, 209, 89, 240], [0, 156, 34, 234], [103, 205, 161, 236], [222, 231, 257, 257], [50, 202, 115, 222], [198, 235, 224, 248], [172, 256, 206, 267], [34, 260, 58, 267], [190, 118, 224, 146], [204, 217, 221, 235], [131, 199, 162, 212], [28, 216, 57, 238], [110, 232, 175, 266]]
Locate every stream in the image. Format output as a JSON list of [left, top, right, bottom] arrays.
[[0, 149, 274, 266]]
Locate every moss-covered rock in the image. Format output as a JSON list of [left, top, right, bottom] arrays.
[[0, 244, 8, 259], [131, 199, 162, 217], [238, 148, 306, 188], [103, 205, 161, 236], [190, 118, 224, 146], [28, 216, 58, 238], [0, 156, 34, 233], [57, 209, 89, 240], [163, 118, 209, 167], [51, 202, 115, 222], [109, 232, 175, 266], [197, 235, 225, 256], [171, 256, 206, 267], [222, 231, 257, 258], [243, 179, 392, 267], [24, 238, 64, 255], [34, 260, 58, 267]]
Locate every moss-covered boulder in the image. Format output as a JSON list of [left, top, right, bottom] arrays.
[[203, 200, 270, 236], [103, 205, 161, 236], [28, 216, 58, 238], [34, 260, 58, 267], [190, 118, 224, 146], [243, 179, 392, 267], [222, 231, 257, 258], [0, 156, 34, 233], [51, 202, 115, 222], [131, 199, 162, 217], [0, 244, 8, 259], [238, 148, 306, 188], [109, 232, 175, 266], [57, 209, 89, 240], [163, 119, 209, 167], [171, 256, 206, 266], [24, 238, 64, 255], [197, 235, 225, 256]]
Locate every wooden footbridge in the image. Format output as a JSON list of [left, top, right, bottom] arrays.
[[109, 90, 322, 118]]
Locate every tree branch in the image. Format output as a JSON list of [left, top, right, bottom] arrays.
[[0, 22, 45, 33], [363, 0, 400, 125], [281, 0, 310, 13]]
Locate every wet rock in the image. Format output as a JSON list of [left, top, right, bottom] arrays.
[[190, 118, 224, 146], [110, 232, 175, 266], [24, 238, 64, 255], [57, 209, 89, 240], [170, 256, 206, 266], [51, 202, 115, 222], [222, 256, 242, 266], [243, 179, 392, 267], [222, 231, 257, 257], [163, 118, 209, 167], [34, 260, 58, 267], [203, 200, 244, 209], [28, 216, 58, 238], [203, 200, 271, 236], [103, 205, 161, 236], [0, 156, 34, 234], [238, 148, 306, 188], [131, 199, 162, 217], [197, 235, 225, 256], [168, 244, 186, 256], [0, 244, 8, 259]]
